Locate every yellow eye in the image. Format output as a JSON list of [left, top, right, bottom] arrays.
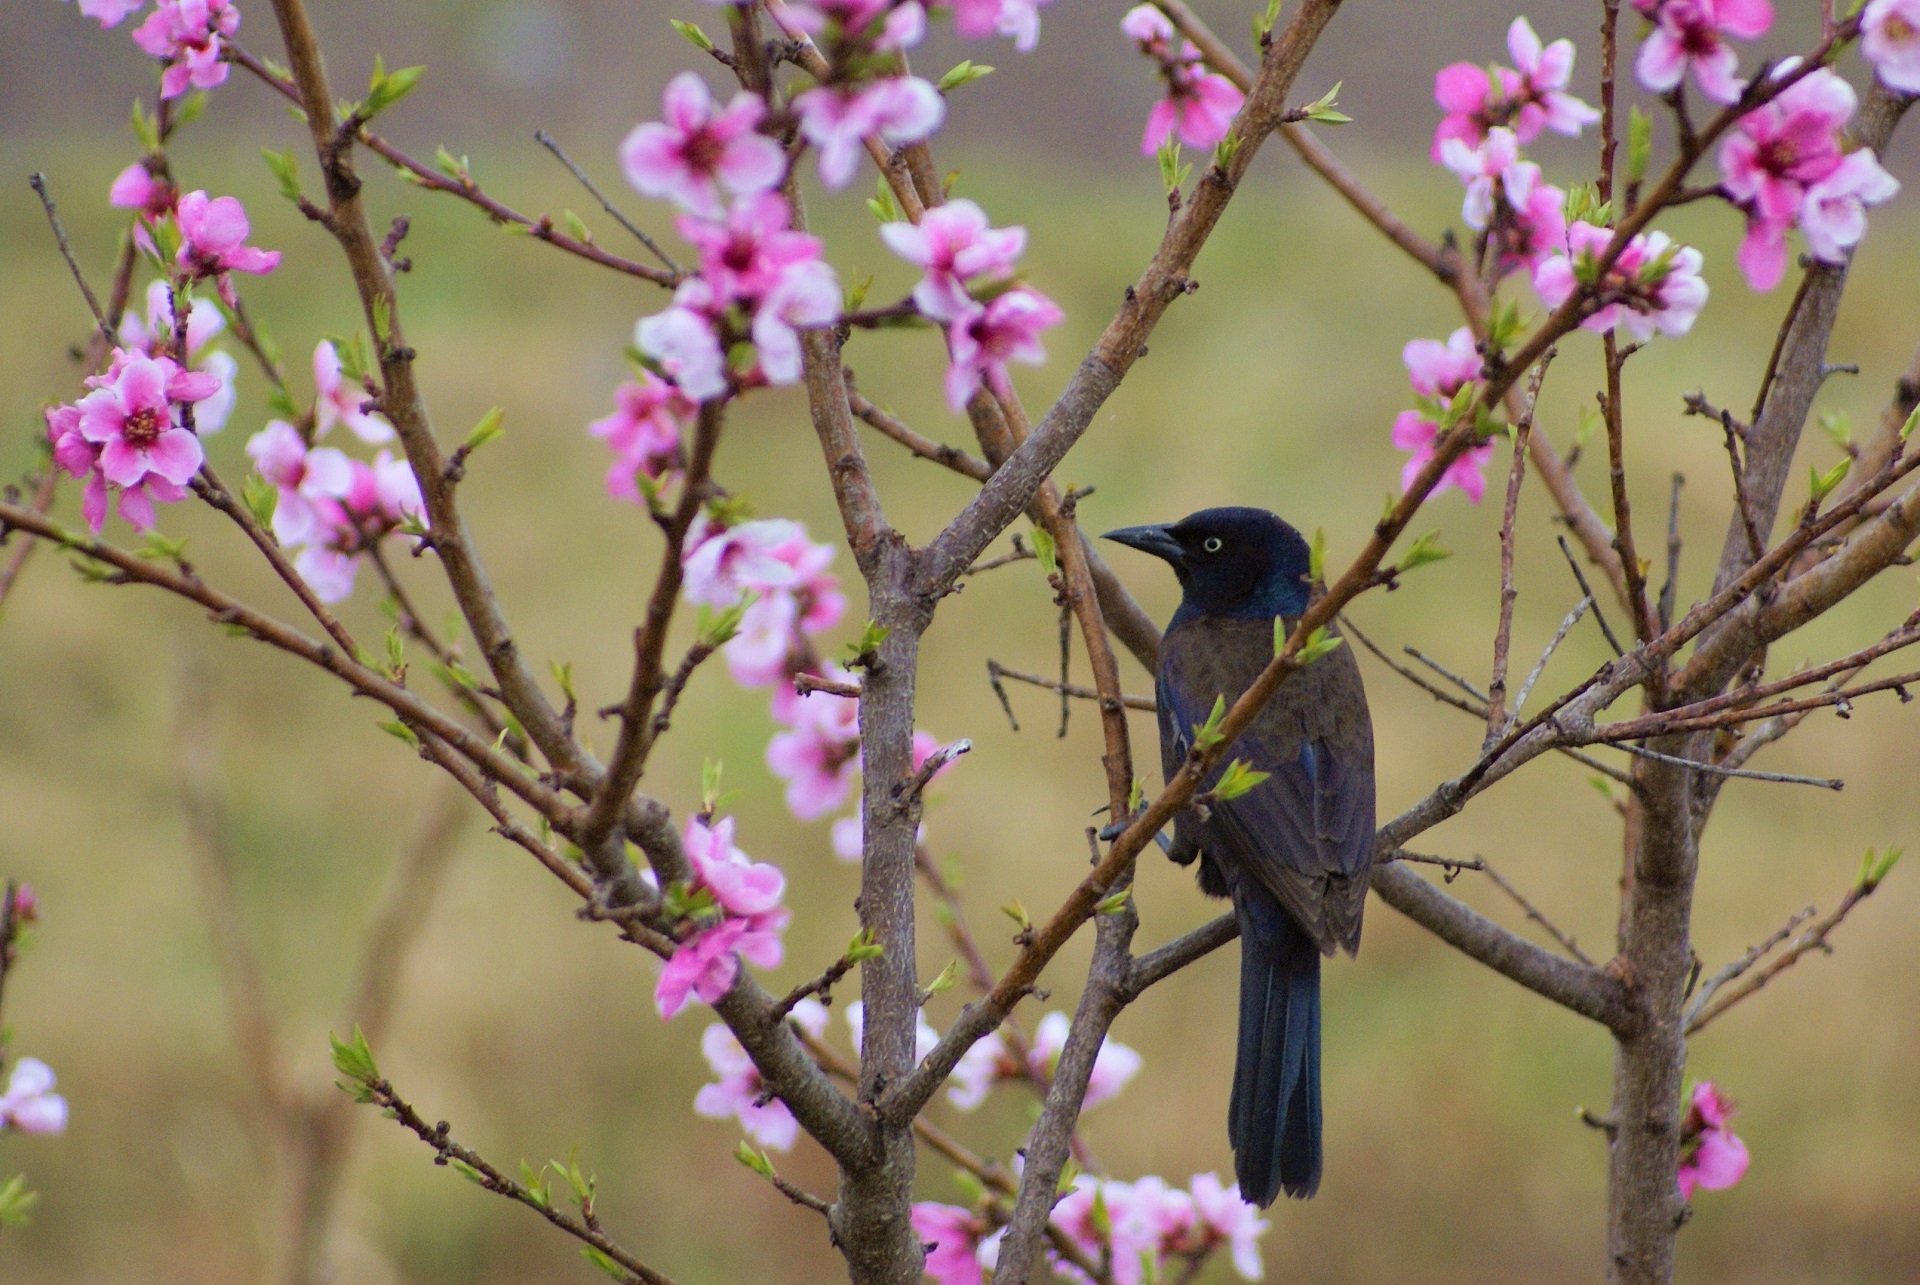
[[1202, 537, 1223, 553]]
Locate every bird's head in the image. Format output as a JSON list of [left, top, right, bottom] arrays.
[[1102, 506, 1313, 621]]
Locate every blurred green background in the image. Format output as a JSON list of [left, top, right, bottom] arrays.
[[3, 2, 1918, 1281]]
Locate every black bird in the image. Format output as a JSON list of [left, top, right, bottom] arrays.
[[1104, 507, 1374, 1204]]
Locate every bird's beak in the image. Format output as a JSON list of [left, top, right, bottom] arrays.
[[1101, 523, 1184, 566]]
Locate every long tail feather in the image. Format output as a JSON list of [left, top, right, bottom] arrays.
[[1230, 885, 1322, 1204]]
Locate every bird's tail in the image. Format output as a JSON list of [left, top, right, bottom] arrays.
[[1229, 883, 1322, 1204]]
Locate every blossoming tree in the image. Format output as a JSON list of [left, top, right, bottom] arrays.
[[10, 0, 1920, 1280]]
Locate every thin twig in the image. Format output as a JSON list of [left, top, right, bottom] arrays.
[[1556, 536, 1627, 656], [533, 129, 682, 273], [1607, 741, 1843, 790], [1479, 857, 1594, 965], [984, 661, 1155, 712], [1509, 597, 1592, 726], [1682, 906, 1815, 1023], [1658, 473, 1684, 632], [29, 172, 113, 343], [1686, 873, 1892, 1034]]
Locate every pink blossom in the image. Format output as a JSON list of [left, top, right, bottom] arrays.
[[1432, 18, 1599, 161], [1120, 4, 1175, 52], [726, 594, 803, 687], [879, 199, 1027, 322], [752, 258, 842, 386], [0, 1059, 68, 1135], [951, 0, 1053, 50], [685, 814, 786, 917], [294, 546, 361, 602], [73, 350, 213, 489], [620, 73, 785, 219], [117, 280, 236, 434], [944, 287, 1063, 411], [337, 451, 426, 530], [1532, 220, 1709, 340], [1051, 1177, 1163, 1285], [246, 420, 353, 546], [1141, 69, 1243, 155], [1187, 1173, 1268, 1280], [1863, 0, 1920, 93], [65, 0, 147, 28], [312, 340, 395, 443], [46, 404, 185, 534], [108, 162, 175, 219], [1390, 328, 1493, 504], [1392, 412, 1495, 504], [683, 516, 807, 607], [912, 1203, 989, 1285], [1403, 327, 1483, 399], [1498, 177, 1569, 273], [1634, 0, 1773, 104], [1798, 149, 1900, 263], [9, 885, 39, 924], [825, 730, 942, 859], [945, 1029, 1012, 1110], [174, 191, 281, 295], [590, 373, 690, 501], [785, 0, 927, 50], [635, 282, 729, 402], [767, 688, 863, 819], [793, 77, 945, 189], [1677, 1081, 1750, 1199], [1028, 1011, 1142, 1108], [131, 0, 240, 99], [694, 1000, 826, 1151], [1439, 128, 1538, 231], [656, 909, 789, 1019]]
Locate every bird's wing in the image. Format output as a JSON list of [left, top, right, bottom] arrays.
[[1158, 618, 1375, 953]]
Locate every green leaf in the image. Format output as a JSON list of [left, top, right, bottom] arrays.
[[551, 1153, 595, 1205], [701, 758, 725, 814], [1818, 411, 1852, 450], [366, 56, 426, 116], [1127, 778, 1146, 813], [131, 99, 161, 152], [1487, 298, 1526, 355], [138, 532, 189, 563], [1301, 80, 1350, 124], [378, 719, 419, 749], [449, 1158, 484, 1185], [1309, 527, 1328, 583], [384, 624, 406, 674], [519, 1160, 552, 1210], [1297, 625, 1345, 665], [867, 176, 902, 224], [562, 208, 592, 244], [1253, 0, 1283, 42], [434, 145, 472, 184], [1213, 131, 1241, 170], [734, 1140, 776, 1178], [262, 147, 301, 202], [844, 274, 872, 313], [242, 473, 279, 529], [1901, 404, 1920, 441], [581, 1247, 630, 1281], [846, 927, 885, 962], [1002, 899, 1031, 931], [1157, 139, 1190, 195], [329, 1025, 379, 1084], [1627, 106, 1652, 184], [1192, 693, 1229, 751], [172, 90, 209, 130], [1097, 887, 1133, 915], [1398, 530, 1453, 573], [1030, 524, 1058, 577], [0, 1175, 39, 1228], [669, 17, 715, 52], [1860, 844, 1903, 889], [938, 60, 996, 93], [1212, 758, 1272, 801], [371, 292, 392, 346], [549, 660, 575, 704], [845, 619, 891, 665], [924, 959, 960, 994], [1808, 458, 1850, 503], [465, 405, 506, 452]]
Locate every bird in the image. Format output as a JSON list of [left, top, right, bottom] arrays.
[[1104, 506, 1375, 1204]]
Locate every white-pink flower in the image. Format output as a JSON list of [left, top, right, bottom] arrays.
[[65, 0, 146, 28], [1141, 69, 1243, 155], [944, 287, 1064, 411], [1120, 3, 1175, 51], [752, 258, 842, 386], [620, 73, 785, 219], [1439, 128, 1538, 231], [682, 516, 808, 608], [174, 190, 281, 298], [246, 420, 353, 546], [108, 162, 175, 220], [73, 349, 214, 490], [131, 0, 239, 98], [693, 1000, 827, 1151], [1533, 220, 1709, 341], [945, 1029, 1012, 1110], [1798, 149, 1901, 263], [843, 1000, 938, 1063], [685, 814, 787, 917], [878, 199, 1027, 322], [117, 280, 236, 435], [1863, 0, 1920, 93], [636, 282, 729, 402], [1634, 0, 1773, 104], [952, 0, 1053, 51], [1028, 1011, 1142, 1108], [793, 77, 945, 189], [767, 687, 863, 820], [655, 911, 789, 1019], [590, 373, 691, 502], [0, 1058, 69, 1135], [312, 340, 395, 443], [1187, 1173, 1268, 1280]]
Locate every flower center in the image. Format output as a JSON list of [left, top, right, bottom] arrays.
[[122, 406, 165, 449], [683, 126, 726, 175]]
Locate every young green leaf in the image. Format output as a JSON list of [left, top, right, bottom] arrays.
[[846, 927, 886, 962], [1212, 758, 1272, 801], [1808, 458, 1850, 503], [1192, 693, 1229, 751], [1302, 80, 1351, 124], [1398, 530, 1453, 573], [1298, 626, 1345, 665], [0, 1175, 38, 1228], [670, 17, 715, 51], [1627, 106, 1652, 183], [867, 175, 902, 223], [329, 1025, 380, 1084], [1158, 139, 1191, 194], [734, 1141, 776, 1178], [1097, 887, 1134, 915], [924, 959, 960, 995], [938, 60, 996, 92], [366, 56, 426, 116], [1309, 527, 1328, 583], [378, 719, 419, 749], [262, 147, 302, 202], [1030, 524, 1058, 577]]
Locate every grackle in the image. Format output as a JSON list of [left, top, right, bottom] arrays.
[[1104, 507, 1374, 1204]]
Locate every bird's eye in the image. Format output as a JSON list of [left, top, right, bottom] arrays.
[[1202, 537, 1223, 553]]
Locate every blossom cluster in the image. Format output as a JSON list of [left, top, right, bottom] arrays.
[[656, 814, 792, 1019], [1390, 328, 1496, 505], [945, 1011, 1141, 1110], [46, 346, 221, 534], [242, 344, 424, 604], [1676, 1080, 1750, 1200], [1119, 5, 1245, 156], [64, 0, 239, 100], [912, 1171, 1267, 1285]]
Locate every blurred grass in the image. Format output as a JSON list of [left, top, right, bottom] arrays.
[[1, 107, 1918, 1285]]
